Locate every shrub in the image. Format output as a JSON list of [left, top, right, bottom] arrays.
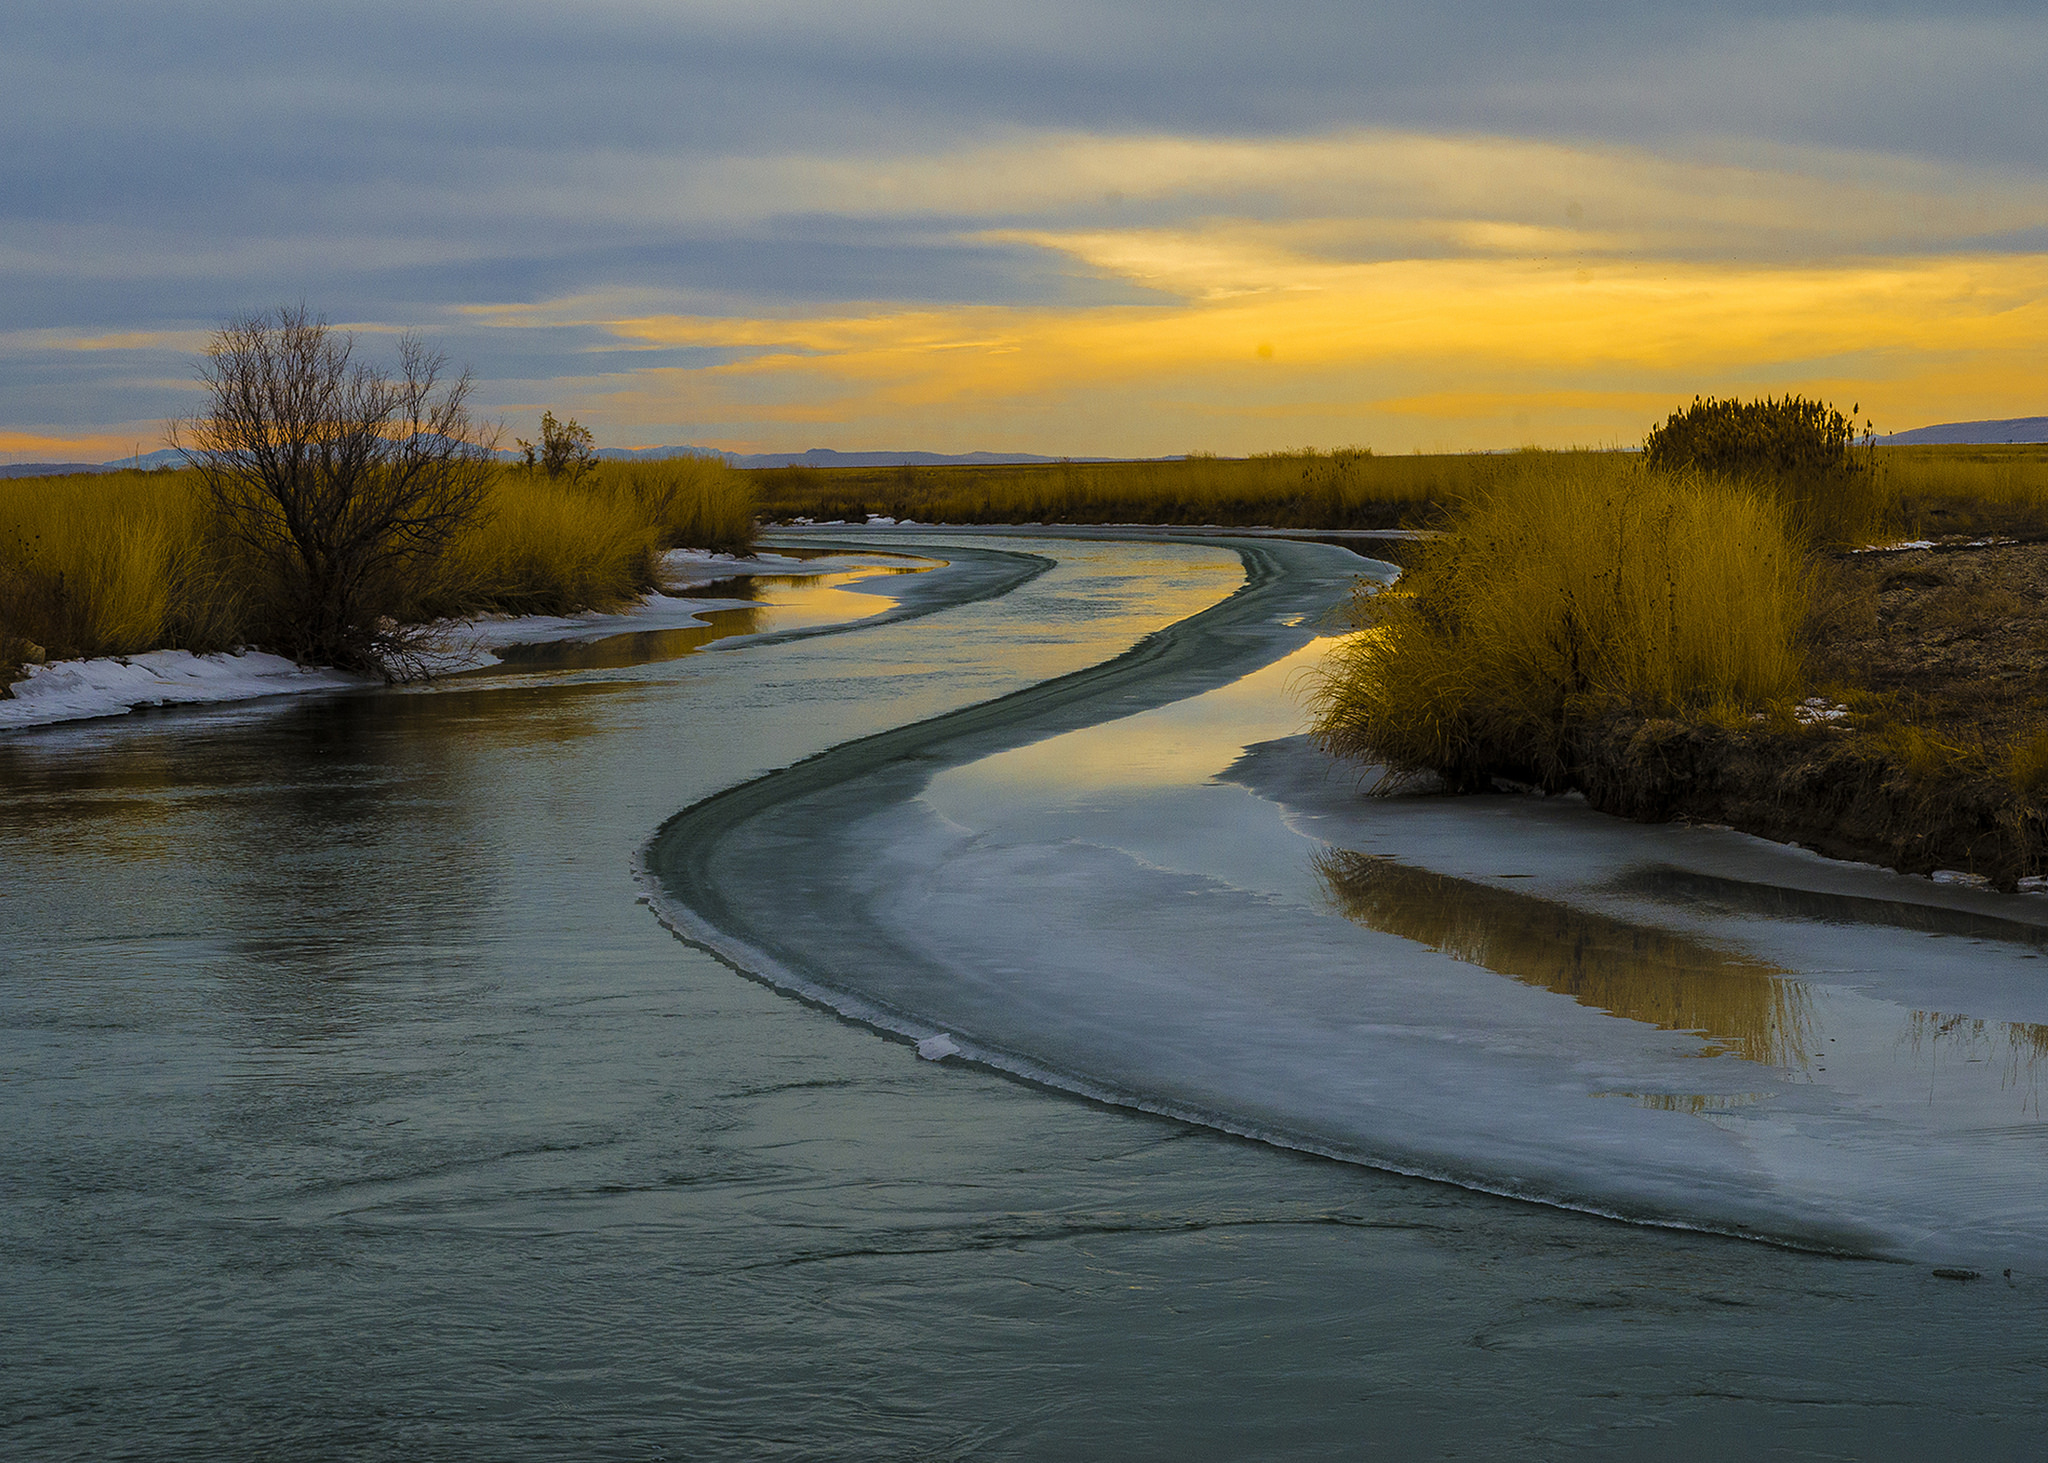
[[1644, 395, 1891, 545], [175, 306, 496, 673], [517, 410, 600, 486], [1309, 456, 1809, 791]]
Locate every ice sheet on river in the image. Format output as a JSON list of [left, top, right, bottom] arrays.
[[647, 532, 2048, 1267]]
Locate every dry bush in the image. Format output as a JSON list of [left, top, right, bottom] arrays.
[[607, 457, 756, 555], [1644, 395, 1893, 547], [176, 307, 496, 672], [1309, 456, 1808, 790], [426, 473, 664, 617]]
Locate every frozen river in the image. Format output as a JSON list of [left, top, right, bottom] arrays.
[[7, 529, 2048, 1459]]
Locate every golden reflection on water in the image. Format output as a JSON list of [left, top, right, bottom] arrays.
[[487, 568, 921, 674], [1906, 1011, 2048, 1115], [1314, 849, 1815, 1069], [1603, 1091, 1772, 1114]]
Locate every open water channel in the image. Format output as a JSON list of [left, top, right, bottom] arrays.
[[6, 529, 2048, 1460]]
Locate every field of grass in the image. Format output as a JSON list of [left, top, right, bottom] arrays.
[[1304, 441, 2048, 881], [1880, 444, 2048, 539], [1, 460, 755, 684], [748, 449, 1521, 529]]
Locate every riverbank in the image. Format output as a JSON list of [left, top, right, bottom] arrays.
[[0, 461, 756, 689], [0, 550, 906, 730], [1568, 536, 2048, 886]]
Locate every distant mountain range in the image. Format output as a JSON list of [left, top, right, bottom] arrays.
[[1, 445, 1091, 479], [593, 446, 1089, 469], [1874, 416, 2048, 446], [12, 419, 2043, 480]]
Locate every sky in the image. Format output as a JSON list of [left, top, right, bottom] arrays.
[[4, 1, 2046, 462]]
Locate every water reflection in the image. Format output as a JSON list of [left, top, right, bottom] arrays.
[[1905, 1011, 2048, 1115], [1619, 866, 2048, 950], [1315, 849, 1815, 1068], [484, 569, 923, 676]]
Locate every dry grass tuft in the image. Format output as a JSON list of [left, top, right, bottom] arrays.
[[1309, 456, 1809, 791]]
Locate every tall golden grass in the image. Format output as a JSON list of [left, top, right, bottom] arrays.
[[426, 475, 666, 617], [1, 459, 756, 679], [0, 470, 241, 661], [1309, 456, 1809, 790], [609, 456, 757, 555], [749, 449, 1517, 528], [1879, 444, 2048, 522]]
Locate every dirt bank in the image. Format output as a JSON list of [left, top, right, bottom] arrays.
[[1568, 539, 2048, 887]]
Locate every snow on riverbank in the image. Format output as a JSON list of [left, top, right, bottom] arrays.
[[0, 650, 372, 730], [2, 548, 912, 731]]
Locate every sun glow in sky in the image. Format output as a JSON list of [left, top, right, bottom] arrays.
[[5, 3, 2047, 461]]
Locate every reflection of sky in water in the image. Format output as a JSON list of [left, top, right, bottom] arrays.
[[940, 636, 1326, 797], [481, 567, 922, 674]]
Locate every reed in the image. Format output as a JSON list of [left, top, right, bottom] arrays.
[[2, 458, 758, 683], [1308, 455, 1809, 791], [605, 456, 757, 555], [424, 473, 665, 618], [748, 449, 1521, 528]]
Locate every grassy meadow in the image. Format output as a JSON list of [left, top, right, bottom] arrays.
[[1881, 443, 2048, 538], [749, 449, 1504, 529], [1, 458, 754, 683], [1303, 438, 2048, 882]]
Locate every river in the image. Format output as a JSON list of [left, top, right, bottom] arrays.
[[5, 529, 2046, 1460]]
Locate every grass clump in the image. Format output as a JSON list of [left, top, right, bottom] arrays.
[[0, 469, 242, 669], [609, 457, 756, 556], [1309, 456, 1808, 792], [428, 474, 665, 617], [1645, 395, 1893, 547]]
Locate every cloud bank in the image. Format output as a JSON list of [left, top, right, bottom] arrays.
[[5, 1, 2045, 457]]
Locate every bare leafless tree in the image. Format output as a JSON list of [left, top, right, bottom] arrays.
[[174, 305, 496, 673]]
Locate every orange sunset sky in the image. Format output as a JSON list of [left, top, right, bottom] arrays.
[[5, 4, 2045, 462]]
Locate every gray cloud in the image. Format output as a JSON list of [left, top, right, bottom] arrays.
[[6, 0, 2044, 448]]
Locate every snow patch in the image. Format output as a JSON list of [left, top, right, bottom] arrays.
[[0, 649, 370, 729]]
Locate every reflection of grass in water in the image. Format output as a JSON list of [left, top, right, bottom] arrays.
[[483, 605, 768, 672], [1315, 849, 1814, 1068], [1603, 1092, 1771, 1114], [1906, 1011, 2048, 1114]]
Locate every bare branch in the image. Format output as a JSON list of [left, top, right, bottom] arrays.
[[174, 306, 494, 674]]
